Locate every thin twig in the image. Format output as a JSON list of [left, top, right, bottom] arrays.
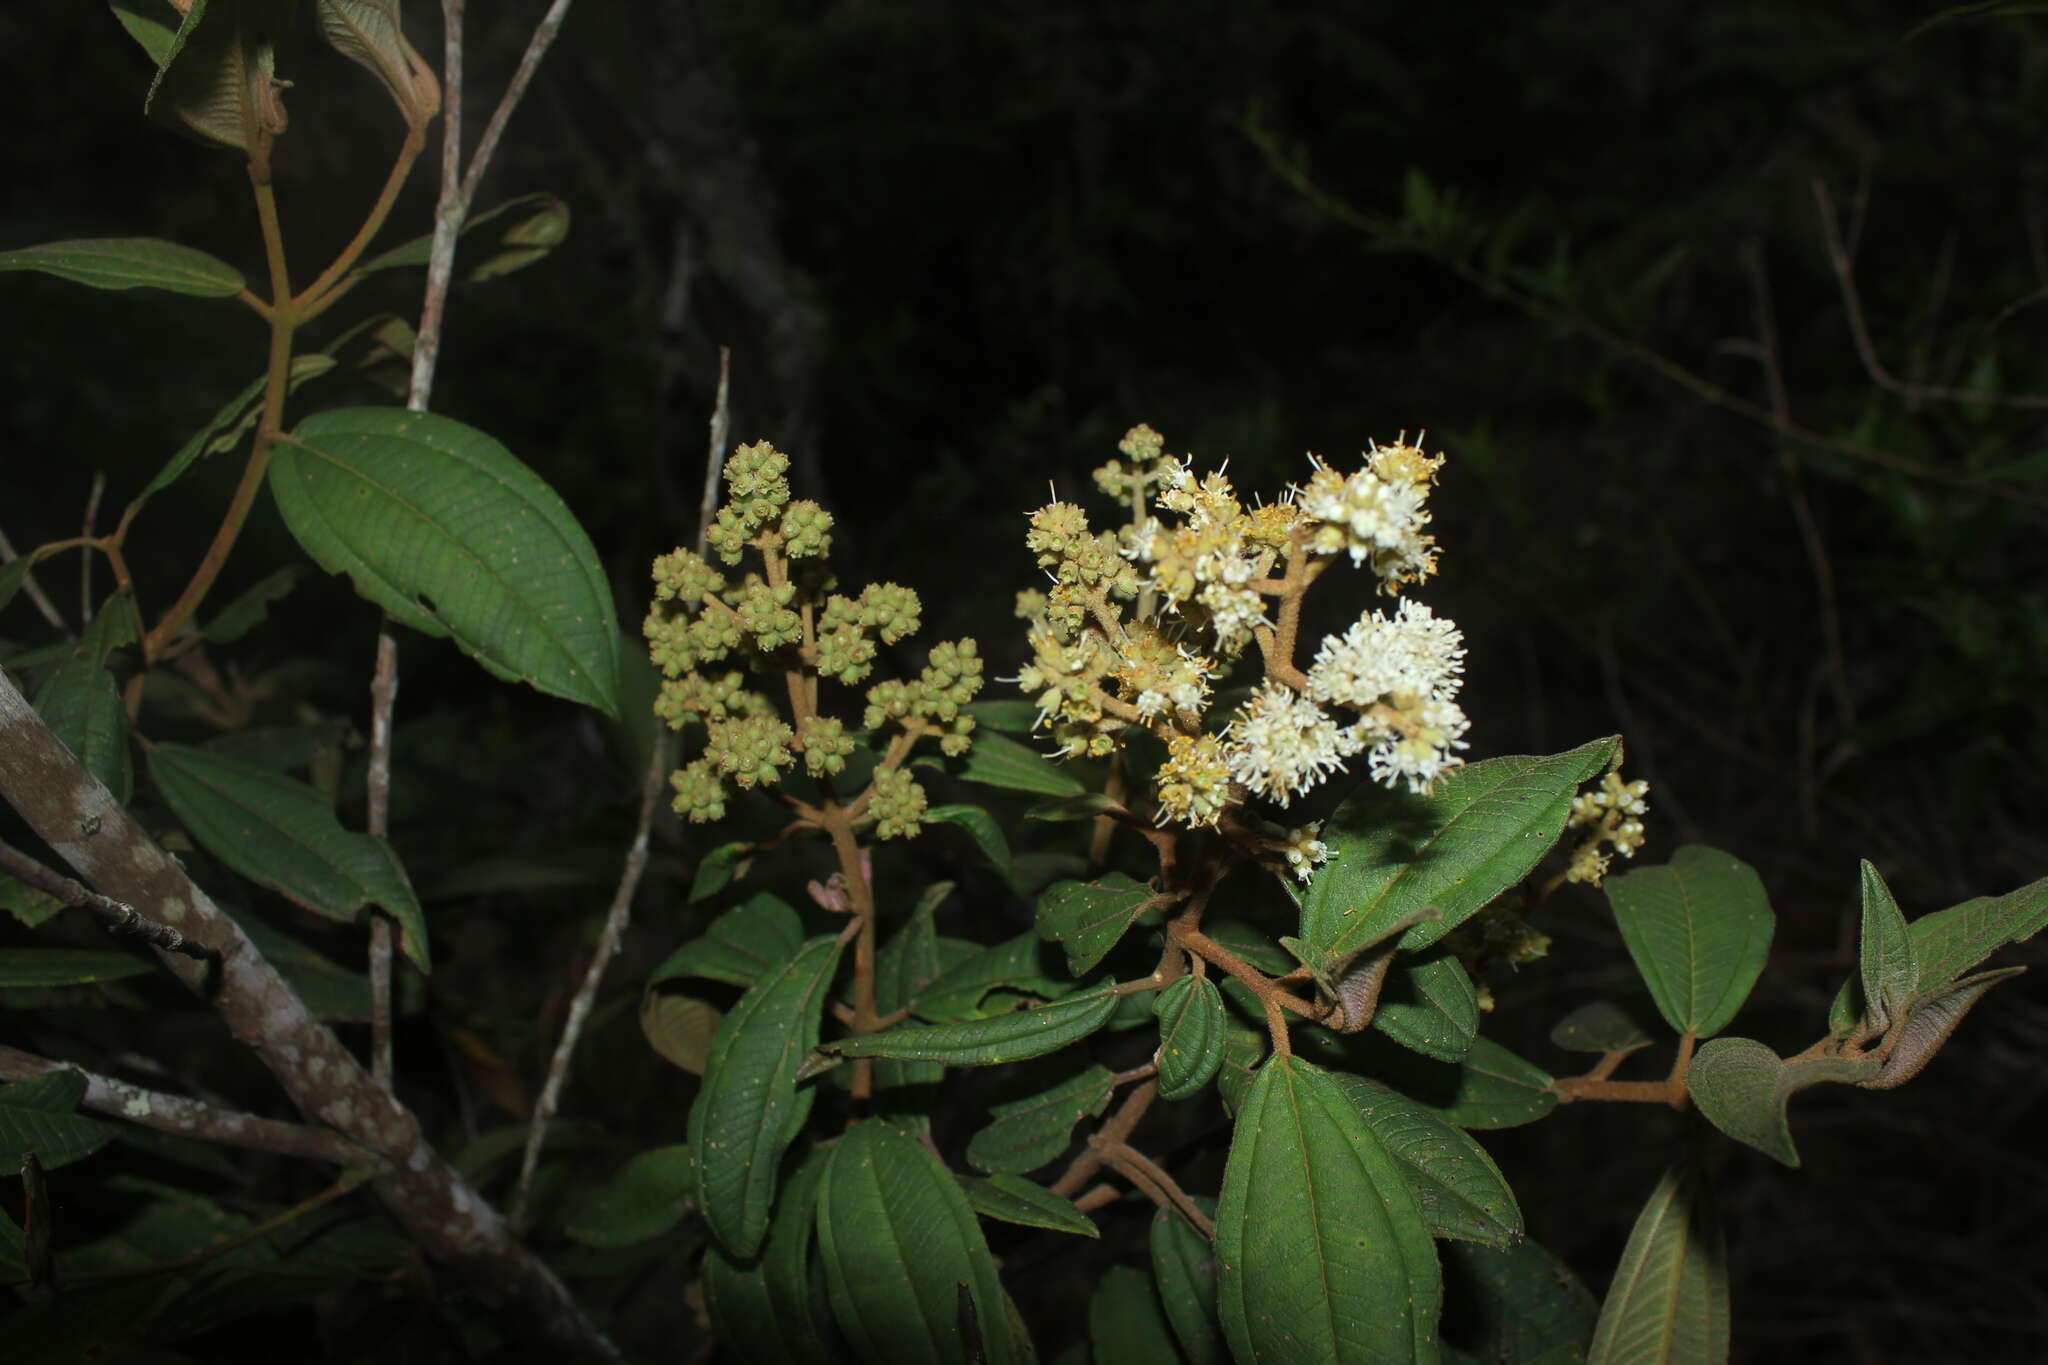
[[510, 327, 725, 1229], [1811, 178, 2048, 412], [366, 626, 399, 1088], [510, 731, 669, 1230], [698, 347, 732, 556], [65, 1168, 374, 1283], [79, 473, 103, 618], [0, 836, 217, 964], [0, 1046, 365, 1165], [0, 526, 70, 635], [456, 0, 577, 215], [408, 0, 469, 411]]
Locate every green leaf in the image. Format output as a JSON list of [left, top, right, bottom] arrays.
[[1328, 1073, 1522, 1249], [0, 950, 152, 988], [704, 1146, 845, 1365], [148, 742, 431, 971], [1549, 1001, 1654, 1055], [816, 1119, 1026, 1365], [965, 1066, 1113, 1174], [314, 0, 440, 128], [1902, 873, 2048, 992], [959, 1173, 1099, 1237], [1215, 1025, 1267, 1117], [110, 0, 180, 65], [650, 892, 805, 989], [1035, 872, 1153, 974], [691, 935, 843, 1258], [957, 731, 1085, 797], [114, 0, 295, 150], [357, 192, 572, 282], [1863, 966, 2025, 1090], [1214, 1056, 1443, 1364], [1306, 1033, 1559, 1131], [1152, 1202, 1227, 1365], [962, 698, 1039, 733], [1154, 974, 1227, 1101], [1586, 1166, 1728, 1365], [0, 877, 64, 929], [200, 565, 305, 644], [1604, 846, 1774, 1038], [133, 357, 336, 512], [201, 719, 349, 775], [641, 993, 723, 1075], [1440, 1238, 1597, 1365], [0, 1202, 24, 1286], [1302, 738, 1619, 961], [1855, 861, 1916, 1032], [1205, 918, 1294, 974], [229, 907, 422, 1020], [832, 985, 1118, 1067], [874, 896, 947, 1127], [0, 237, 243, 296], [1091, 1263, 1185, 1361], [564, 1144, 694, 1248], [34, 648, 132, 804], [926, 803, 1014, 877], [1686, 1037, 1878, 1168], [911, 932, 1073, 1022], [1024, 792, 1127, 822], [1373, 951, 1479, 1062], [689, 840, 754, 902], [2, 549, 56, 617], [0, 1072, 120, 1170], [273, 407, 621, 716]]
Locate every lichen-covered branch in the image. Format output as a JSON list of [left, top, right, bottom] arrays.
[[0, 672, 619, 1361]]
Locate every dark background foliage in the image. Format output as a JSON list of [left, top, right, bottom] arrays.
[[3, 2, 2046, 1360]]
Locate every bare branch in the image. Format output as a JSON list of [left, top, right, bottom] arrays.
[[0, 1045, 365, 1165], [0, 835, 217, 963], [0, 525, 70, 635], [1811, 178, 2048, 411], [0, 672, 620, 1360]]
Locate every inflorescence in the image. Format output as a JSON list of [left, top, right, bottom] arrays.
[[1013, 424, 1473, 829], [645, 441, 982, 836]]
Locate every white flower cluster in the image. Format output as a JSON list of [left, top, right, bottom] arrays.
[[1306, 598, 1470, 792], [1293, 439, 1443, 590]]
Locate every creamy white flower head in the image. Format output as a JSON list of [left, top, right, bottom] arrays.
[[1294, 456, 1436, 586], [1308, 598, 1466, 709], [1357, 694, 1470, 793], [1280, 825, 1332, 882], [1223, 684, 1360, 803], [1197, 580, 1267, 656]]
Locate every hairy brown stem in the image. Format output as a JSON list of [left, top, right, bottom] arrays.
[[1554, 1031, 1696, 1108], [1050, 1079, 1159, 1199], [1101, 1141, 1215, 1238]]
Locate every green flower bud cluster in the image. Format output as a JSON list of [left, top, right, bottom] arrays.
[[644, 439, 981, 837], [868, 765, 928, 841]]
